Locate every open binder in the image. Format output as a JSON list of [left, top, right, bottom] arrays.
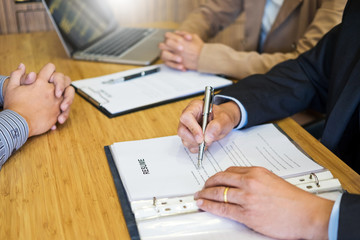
[[72, 64, 232, 118], [104, 124, 343, 240]]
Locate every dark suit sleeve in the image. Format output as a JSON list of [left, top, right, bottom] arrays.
[[218, 24, 340, 127], [338, 193, 360, 239]]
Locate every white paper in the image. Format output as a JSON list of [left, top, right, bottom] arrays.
[[72, 64, 232, 114], [110, 124, 324, 202]]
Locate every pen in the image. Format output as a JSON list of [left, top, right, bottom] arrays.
[[102, 66, 160, 84], [198, 86, 214, 168]]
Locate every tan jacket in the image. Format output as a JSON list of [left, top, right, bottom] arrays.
[[179, 0, 346, 79]]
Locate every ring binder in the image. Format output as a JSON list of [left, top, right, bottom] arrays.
[[131, 195, 199, 221], [105, 124, 344, 240], [285, 170, 342, 195], [310, 172, 320, 187]]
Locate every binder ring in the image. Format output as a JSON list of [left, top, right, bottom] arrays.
[[223, 187, 230, 203], [310, 173, 320, 187]]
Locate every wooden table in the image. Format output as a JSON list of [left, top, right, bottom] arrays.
[[1, 31, 360, 240]]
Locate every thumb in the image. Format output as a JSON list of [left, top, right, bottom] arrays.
[[8, 63, 26, 90], [22, 72, 37, 85]]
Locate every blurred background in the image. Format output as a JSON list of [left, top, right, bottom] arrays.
[[0, 0, 208, 34], [0, 0, 241, 46]]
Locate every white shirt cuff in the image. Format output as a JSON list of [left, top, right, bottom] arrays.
[[328, 193, 342, 240], [213, 94, 248, 129]]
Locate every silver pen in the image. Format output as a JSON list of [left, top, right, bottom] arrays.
[[198, 86, 214, 168]]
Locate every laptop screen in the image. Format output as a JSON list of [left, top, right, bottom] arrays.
[[44, 0, 115, 50]]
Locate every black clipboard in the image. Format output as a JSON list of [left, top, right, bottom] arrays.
[[73, 84, 231, 118]]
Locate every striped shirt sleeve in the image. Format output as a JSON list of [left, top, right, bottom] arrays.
[[0, 110, 29, 170], [0, 75, 8, 107], [0, 75, 29, 170]]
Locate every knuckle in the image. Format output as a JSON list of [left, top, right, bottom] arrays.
[[46, 62, 56, 70], [179, 112, 190, 124], [218, 203, 230, 215], [177, 125, 186, 137], [226, 166, 237, 172]]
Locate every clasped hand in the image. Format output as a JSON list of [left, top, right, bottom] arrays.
[[3, 63, 75, 137], [159, 30, 204, 71]]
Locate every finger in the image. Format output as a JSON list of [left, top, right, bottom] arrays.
[[195, 186, 247, 206], [7, 63, 26, 89], [196, 198, 245, 223], [23, 72, 37, 85], [165, 31, 185, 42], [178, 123, 200, 152], [37, 63, 56, 83], [165, 38, 184, 51], [60, 85, 75, 112], [203, 170, 249, 189], [179, 100, 204, 143], [204, 105, 238, 144], [158, 42, 172, 52], [174, 30, 193, 41], [161, 50, 182, 63], [58, 87, 75, 124], [164, 61, 186, 71], [58, 107, 70, 124], [194, 186, 243, 204], [51, 73, 71, 98]]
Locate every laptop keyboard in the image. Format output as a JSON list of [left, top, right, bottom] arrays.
[[84, 28, 155, 56]]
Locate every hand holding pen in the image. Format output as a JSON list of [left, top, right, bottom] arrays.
[[177, 93, 242, 166]]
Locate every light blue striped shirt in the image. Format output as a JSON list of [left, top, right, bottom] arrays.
[[0, 75, 29, 170]]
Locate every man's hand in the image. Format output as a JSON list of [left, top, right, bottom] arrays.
[[159, 31, 204, 71], [178, 99, 240, 152], [3, 63, 74, 137], [195, 166, 334, 240]]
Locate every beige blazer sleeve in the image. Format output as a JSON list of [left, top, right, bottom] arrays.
[[178, 0, 244, 41], [180, 0, 346, 80]]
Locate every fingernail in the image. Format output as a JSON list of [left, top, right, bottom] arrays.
[[58, 116, 65, 124], [190, 147, 198, 153], [196, 199, 203, 207], [61, 103, 68, 111], [18, 63, 24, 69], [57, 90, 62, 97]]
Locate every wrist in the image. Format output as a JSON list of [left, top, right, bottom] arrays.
[[307, 198, 334, 239], [220, 101, 241, 128]]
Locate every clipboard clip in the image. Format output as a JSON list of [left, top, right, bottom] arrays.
[[77, 87, 110, 107]]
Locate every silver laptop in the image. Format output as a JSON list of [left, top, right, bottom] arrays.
[[43, 0, 170, 65]]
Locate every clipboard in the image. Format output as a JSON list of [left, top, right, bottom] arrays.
[[72, 64, 233, 118]]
